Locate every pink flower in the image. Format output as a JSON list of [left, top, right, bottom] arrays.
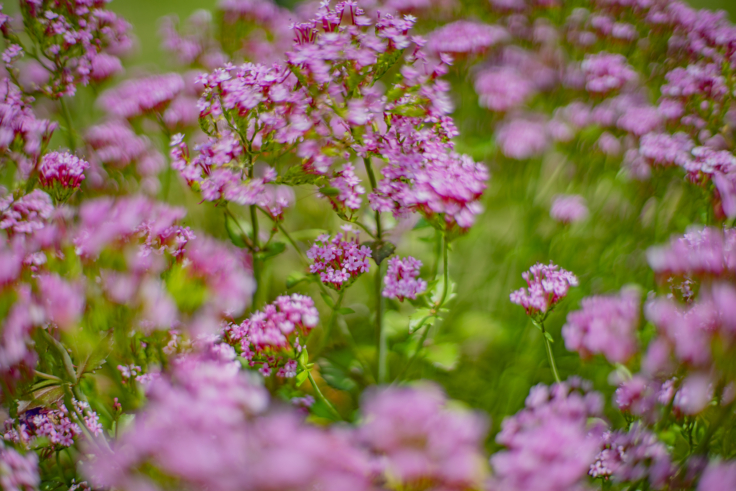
[[550, 194, 588, 224], [562, 288, 640, 363], [307, 228, 372, 290], [383, 256, 427, 301], [38, 151, 89, 189], [510, 262, 578, 317]]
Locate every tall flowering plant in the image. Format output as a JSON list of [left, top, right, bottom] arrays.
[[1, 0, 736, 490]]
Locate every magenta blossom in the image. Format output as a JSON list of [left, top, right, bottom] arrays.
[[38, 151, 89, 190], [562, 287, 641, 363], [510, 262, 578, 317], [550, 194, 589, 224], [307, 227, 372, 290], [383, 256, 427, 301]]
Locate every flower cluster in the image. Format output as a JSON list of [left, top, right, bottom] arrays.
[[562, 287, 641, 363], [490, 380, 604, 491], [2, 0, 131, 97], [0, 81, 57, 173], [647, 227, 736, 280], [0, 442, 38, 491], [382, 255, 426, 301], [38, 151, 89, 199], [3, 400, 102, 449], [89, 350, 373, 491], [550, 194, 589, 224], [589, 424, 673, 489], [510, 262, 578, 317], [97, 73, 185, 119], [307, 229, 372, 290], [359, 385, 488, 489], [223, 294, 319, 376]]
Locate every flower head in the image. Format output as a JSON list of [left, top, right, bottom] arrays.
[[510, 262, 578, 317], [383, 255, 426, 301], [307, 228, 372, 290]]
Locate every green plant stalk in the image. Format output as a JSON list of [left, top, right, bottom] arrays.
[[363, 156, 388, 383], [394, 232, 450, 383], [250, 204, 263, 307], [540, 321, 561, 384], [307, 371, 342, 420]]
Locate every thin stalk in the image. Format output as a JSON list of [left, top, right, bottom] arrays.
[[363, 157, 382, 238], [393, 233, 450, 383], [59, 98, 76, 150], [364, 156, 387, 383], [540, 322, 561, 384], [394, 317, 431, 382], [376, 261, 387, 383], [307, 371, 342, 420], [34, 370, 62, 382], [250, 205, 262, 306]]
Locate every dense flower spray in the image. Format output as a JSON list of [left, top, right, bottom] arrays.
[[1, 0, 736, 489]]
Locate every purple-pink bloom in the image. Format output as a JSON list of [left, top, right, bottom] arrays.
[[510, 262, 578, 316], [97, 73, 185, 119], [562, 287, 640, 363], [698, 461, 736, 491], [383, 256, 427, 301], [307, 228, 372, 290], [0, 442, 39, 491], [38, 151, 89, 189], [639, 132, 694, 167], [589, 424, 673, 488], [491, 380, 604, 491], [359, 384, 488, 489], [426, 21, 509, 55], [581, 52, 637, 93], [550, 194, 589, 224], [496, 117, 550, 160], [475, 66, 536, 112], [36, 273, 85, 331], [647, 227, 736, 280], [223, 293, 319, 375]]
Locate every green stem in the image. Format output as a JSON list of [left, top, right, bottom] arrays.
[[363, 157, 382, 239], [540, 322, 561, 384], [393, 233, 450, 383], [34, 370, 62, 382], [307, 371, 342, 420], [376, 261, 387, 384], [395, 317, 431, 382], [438, 233, 450, 307], [363, 156, 387, 383], [59, 98, 76, 151], [250, 205, 262, 307]]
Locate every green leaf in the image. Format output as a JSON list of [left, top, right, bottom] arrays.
[[409, 308, 433, 333], [544, 331, 554, 343], [425, 343, 460, 371], [298, 347, 309, 368], [320, 292, 335, 308], [319, 186, 341, 197], [364, 240, 396, 265], [295, 369, 309, 387], [286, 272, 310, 289], [224, 212, 251, 248], [257, 241, 286, 260], [337, 307, 355, 315], [20, 386, 65, 414]]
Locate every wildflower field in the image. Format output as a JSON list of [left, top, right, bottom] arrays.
[[2, 0, 736, 489]]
